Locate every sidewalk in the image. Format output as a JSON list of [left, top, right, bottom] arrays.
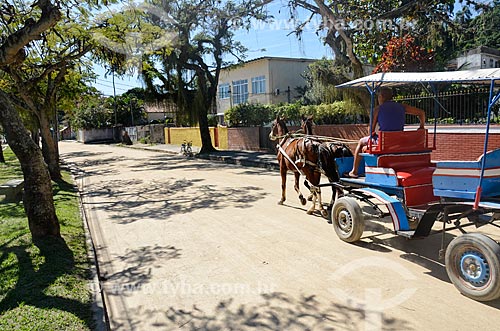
[[126, 143, 280, 170]]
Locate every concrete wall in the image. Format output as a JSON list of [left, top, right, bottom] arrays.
[[166, 127, 217, 147], [77, 128, 114, 143]]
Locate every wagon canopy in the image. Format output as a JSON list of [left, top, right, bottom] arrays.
[[336, 68, 500, 88]]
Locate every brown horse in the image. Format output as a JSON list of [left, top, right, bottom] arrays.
[[300, 115, 353, 199], [301, 115, 353, 163], [269, 116, 328, 215]]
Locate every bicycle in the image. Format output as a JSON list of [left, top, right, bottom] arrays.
[[180, 140, 193, 156]]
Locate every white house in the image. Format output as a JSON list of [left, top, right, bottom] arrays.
[[455, 46, 500, 70], [216, 57, 316, 120]]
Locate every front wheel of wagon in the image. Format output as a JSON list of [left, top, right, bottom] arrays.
[[332, 197, 364, 243], [445, 233, 500, 301]]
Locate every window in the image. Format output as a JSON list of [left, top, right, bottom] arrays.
[[490, 58, 494, 68], [219, 83, 230, 99], [251, 75, 266, 94], [232, 79, 248, 105]]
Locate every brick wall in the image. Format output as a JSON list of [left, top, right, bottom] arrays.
[[162, 125, 500, 161], [227, 127, 261, 150], [431, 130, 500, 161]]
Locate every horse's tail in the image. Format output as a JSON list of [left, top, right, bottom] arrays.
[[318, 144, 340, 182]]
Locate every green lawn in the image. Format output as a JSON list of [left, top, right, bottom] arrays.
[[0, 147, 95, 330]]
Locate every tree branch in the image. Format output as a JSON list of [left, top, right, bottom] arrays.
[[0, 0, 61, 66]]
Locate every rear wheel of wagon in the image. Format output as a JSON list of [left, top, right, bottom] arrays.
[[332, 197, 364, 243], [445, 233, 500, 301]]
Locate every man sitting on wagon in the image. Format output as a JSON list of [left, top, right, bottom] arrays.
[[347, 87, 426, 178]]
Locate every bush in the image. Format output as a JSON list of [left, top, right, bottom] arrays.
[[224, 101, 366, 127], [224, 103, 273, 127], [299, 100, 366, 124]]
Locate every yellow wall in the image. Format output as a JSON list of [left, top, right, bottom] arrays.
[[165, 127, 228, 149], [217, 126, 228, 150]]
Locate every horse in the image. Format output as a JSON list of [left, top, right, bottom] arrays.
[[300, 115, 354, 200], [269, 116, 329, 216], [300, 115, 353, 161]]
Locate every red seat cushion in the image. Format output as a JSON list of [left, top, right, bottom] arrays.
[[396, 167, 435, 186]]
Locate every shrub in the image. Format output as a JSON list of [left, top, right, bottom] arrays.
[[224, 103, 273, 127]]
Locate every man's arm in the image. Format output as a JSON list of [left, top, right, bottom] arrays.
[[403, 104, 426, 129]]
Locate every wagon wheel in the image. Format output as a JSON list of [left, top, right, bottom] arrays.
[[331, 197, 364, 243], [445, 233, 500, 301]]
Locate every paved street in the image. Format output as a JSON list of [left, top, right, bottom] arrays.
[[60, 141, 500, 331]]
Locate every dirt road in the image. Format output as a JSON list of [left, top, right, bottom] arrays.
[[60, 141, 500, 331]]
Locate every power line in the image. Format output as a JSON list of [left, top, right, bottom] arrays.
[[94, 77, 141, 88], [92, 81, 129, 91]]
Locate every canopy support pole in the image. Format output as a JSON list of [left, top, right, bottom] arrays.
[[430, 84, 439, 149], [474, 79, 500, 209], [364, 82, 382, 151]]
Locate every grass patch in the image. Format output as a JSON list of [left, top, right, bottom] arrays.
[[0, 147, 94, 330]]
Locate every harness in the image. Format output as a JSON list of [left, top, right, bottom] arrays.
[[276, 135, 324, 185]]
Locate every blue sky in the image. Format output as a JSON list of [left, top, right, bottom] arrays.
[[90, 0, 477, 96]]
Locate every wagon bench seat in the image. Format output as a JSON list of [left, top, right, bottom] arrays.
[[396, 166, 436, 187]]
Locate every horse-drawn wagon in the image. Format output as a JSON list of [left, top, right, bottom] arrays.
[[315, 68, 500, 302]]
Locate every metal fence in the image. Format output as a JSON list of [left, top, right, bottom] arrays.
[[395, 88, 497, 125]]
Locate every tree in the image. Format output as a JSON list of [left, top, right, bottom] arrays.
[[373, 35, 435, 73], [300, 58, 348, 105], [0, 0, 112, 238], [1, 1, 99, 181], [454, 1, 500, 52], [141, 0, 271, 153], [0, 0, 62, 238]]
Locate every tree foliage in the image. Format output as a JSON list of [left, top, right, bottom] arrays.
[[373, 35, 435, 73], [454, 0, 500, 52]]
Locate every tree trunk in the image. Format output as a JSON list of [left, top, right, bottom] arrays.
[[0, 91, 60, 239], [0, 140, 5, 163], [39, 109, 61, 180], [198, 107, 216, 154], [195, 79, 216, 154]]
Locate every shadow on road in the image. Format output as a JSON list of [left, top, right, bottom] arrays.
[[99, 245, 182, 295], [79, 176, 268, 224], [110, 292, 412, 330]]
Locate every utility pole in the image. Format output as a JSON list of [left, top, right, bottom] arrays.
[[130, 98, 135, 126]]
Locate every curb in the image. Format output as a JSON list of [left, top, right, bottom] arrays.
[[62, 162, 110, 331], [122, 144, 280, 171]]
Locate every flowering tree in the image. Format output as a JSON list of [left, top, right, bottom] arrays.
[[373, 35, 435, 73]]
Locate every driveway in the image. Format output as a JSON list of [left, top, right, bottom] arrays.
[[60, 141, 500, 331]]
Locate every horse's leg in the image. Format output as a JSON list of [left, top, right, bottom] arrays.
[[294, 172, 307, 205], [306, 185, 317, 214], [278, 164, 287, 205]]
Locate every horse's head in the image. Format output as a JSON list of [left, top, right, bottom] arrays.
[[301, 115, 314, 135], [269, 116, 289, 141]]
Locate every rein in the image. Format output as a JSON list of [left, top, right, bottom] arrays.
[[269, 129, 304, 141]]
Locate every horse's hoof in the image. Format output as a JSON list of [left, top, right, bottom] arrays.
[[307, 195, 313, 201], [300, 197, 307, 205], [306, 210, 314, 215], [321, 209, 328, 218], [278, 200, 284, 205]]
